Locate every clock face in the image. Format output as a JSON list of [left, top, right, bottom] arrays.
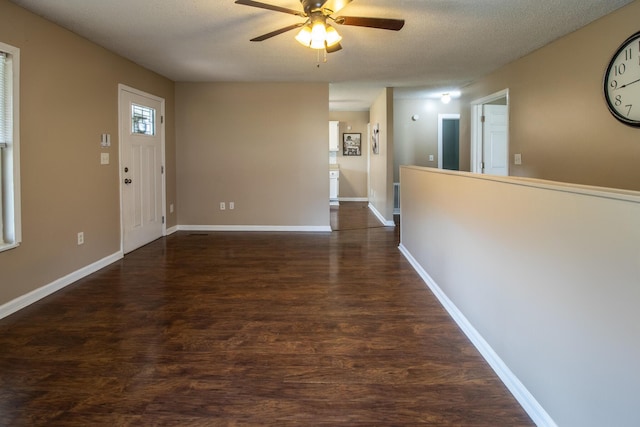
[[604, 31, 640, 126]]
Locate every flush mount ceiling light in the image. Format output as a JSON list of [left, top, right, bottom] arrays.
[[235, 0, 405, 54], [441, 93, 452, 104]]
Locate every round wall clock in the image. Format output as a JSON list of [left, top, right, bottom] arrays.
[[604, 31, 640, 127]]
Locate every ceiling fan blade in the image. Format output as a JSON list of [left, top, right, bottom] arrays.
[[326, 42, 343, 53], [322, 0, 352, 14], [335, 16, 405, 31], [250, 23, 305, 42], [235, 0, 305, 17]]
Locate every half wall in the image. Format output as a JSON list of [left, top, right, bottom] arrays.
[[399, 166, 640, 427]]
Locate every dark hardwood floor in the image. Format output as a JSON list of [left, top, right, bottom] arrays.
[[0, 202, 533, 426]]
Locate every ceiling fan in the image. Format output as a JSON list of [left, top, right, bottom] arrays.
[[235, 0, 405, 53]]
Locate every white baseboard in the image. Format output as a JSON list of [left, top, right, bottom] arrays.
[[398, 244, 557, 427], [339, 197, 368, 202], [0, 251, 123, 321], [178, 225, 332, 232], [165, 225, 179, 235], [368, 203, 396, 227]]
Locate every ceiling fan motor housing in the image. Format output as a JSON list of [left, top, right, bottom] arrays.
[[302, 0, 330, 14]]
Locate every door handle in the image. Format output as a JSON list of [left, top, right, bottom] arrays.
[[124, 178, 132, 184]]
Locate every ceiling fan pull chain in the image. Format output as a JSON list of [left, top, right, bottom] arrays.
[[315, 48, 329, 67]]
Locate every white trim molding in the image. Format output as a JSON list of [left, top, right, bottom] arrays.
[[398, 243, 557, 427], [0, 251, 123, 321], [368, 203, 395, 227], [339, 197, 368, 202], [178, 225, 332, 232]]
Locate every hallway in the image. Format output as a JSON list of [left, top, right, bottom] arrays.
[[0, 203, 533, 425]]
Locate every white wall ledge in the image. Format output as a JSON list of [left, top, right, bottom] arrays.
[[401, 165, 640, 204]]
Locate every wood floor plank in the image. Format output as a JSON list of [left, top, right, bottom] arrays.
[[0, 202, 534, 425]]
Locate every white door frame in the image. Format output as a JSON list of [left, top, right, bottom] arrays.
[[470, 89, 509, 174], [118, 84, 166, 254], [438, 113, 460, 169], [367, 122, 371, 202]]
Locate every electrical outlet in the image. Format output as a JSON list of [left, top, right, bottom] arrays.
[[220, 202, 226, 210], [229, 202, 234, 210], [429, 154, 434, 162], [514, 153, 522, 165], [77, 232, 84, 245]]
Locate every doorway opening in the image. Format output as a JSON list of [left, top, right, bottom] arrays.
[[438, 114, 460, 170]]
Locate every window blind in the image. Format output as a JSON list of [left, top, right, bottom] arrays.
[[0, 51, 6, 244], [0, 51, 8, 149], [0, 42, 20, 249]]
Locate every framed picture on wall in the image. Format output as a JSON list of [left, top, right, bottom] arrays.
[[343, 133, 361, 156]]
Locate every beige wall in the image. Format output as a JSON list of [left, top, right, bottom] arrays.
[[400, 166, 640, 426], [394, 98, 461, 182], [0, 0, 175, 306], [175, 82, 330, 228], [329, 111, 369, 199], [369, 88, 395, 222], [460, 0, 640, 191]]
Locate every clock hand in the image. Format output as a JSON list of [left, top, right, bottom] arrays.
[[620, 77, 640, 89]]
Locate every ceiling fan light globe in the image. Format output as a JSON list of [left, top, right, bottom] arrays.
[[310, 39, 325, 49], [325, 25, 342, 47], [310, 20, 327, 49], [295, 25, 313, 47]]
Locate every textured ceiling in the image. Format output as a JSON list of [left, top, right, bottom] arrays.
[[9, 0, 634, 110]]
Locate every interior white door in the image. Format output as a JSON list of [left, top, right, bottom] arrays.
[[482, 104, 508, 176], [120, 88, 164, 253]]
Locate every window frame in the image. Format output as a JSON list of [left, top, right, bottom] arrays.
[[0, 41, 21, 253]]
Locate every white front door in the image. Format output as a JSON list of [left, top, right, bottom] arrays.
[[482, 104, 508, 176], [119, 86, 164, 253]]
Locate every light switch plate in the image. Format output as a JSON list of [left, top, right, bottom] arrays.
[[100, 133, 111, 147], [514, 153, 522, 165]]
